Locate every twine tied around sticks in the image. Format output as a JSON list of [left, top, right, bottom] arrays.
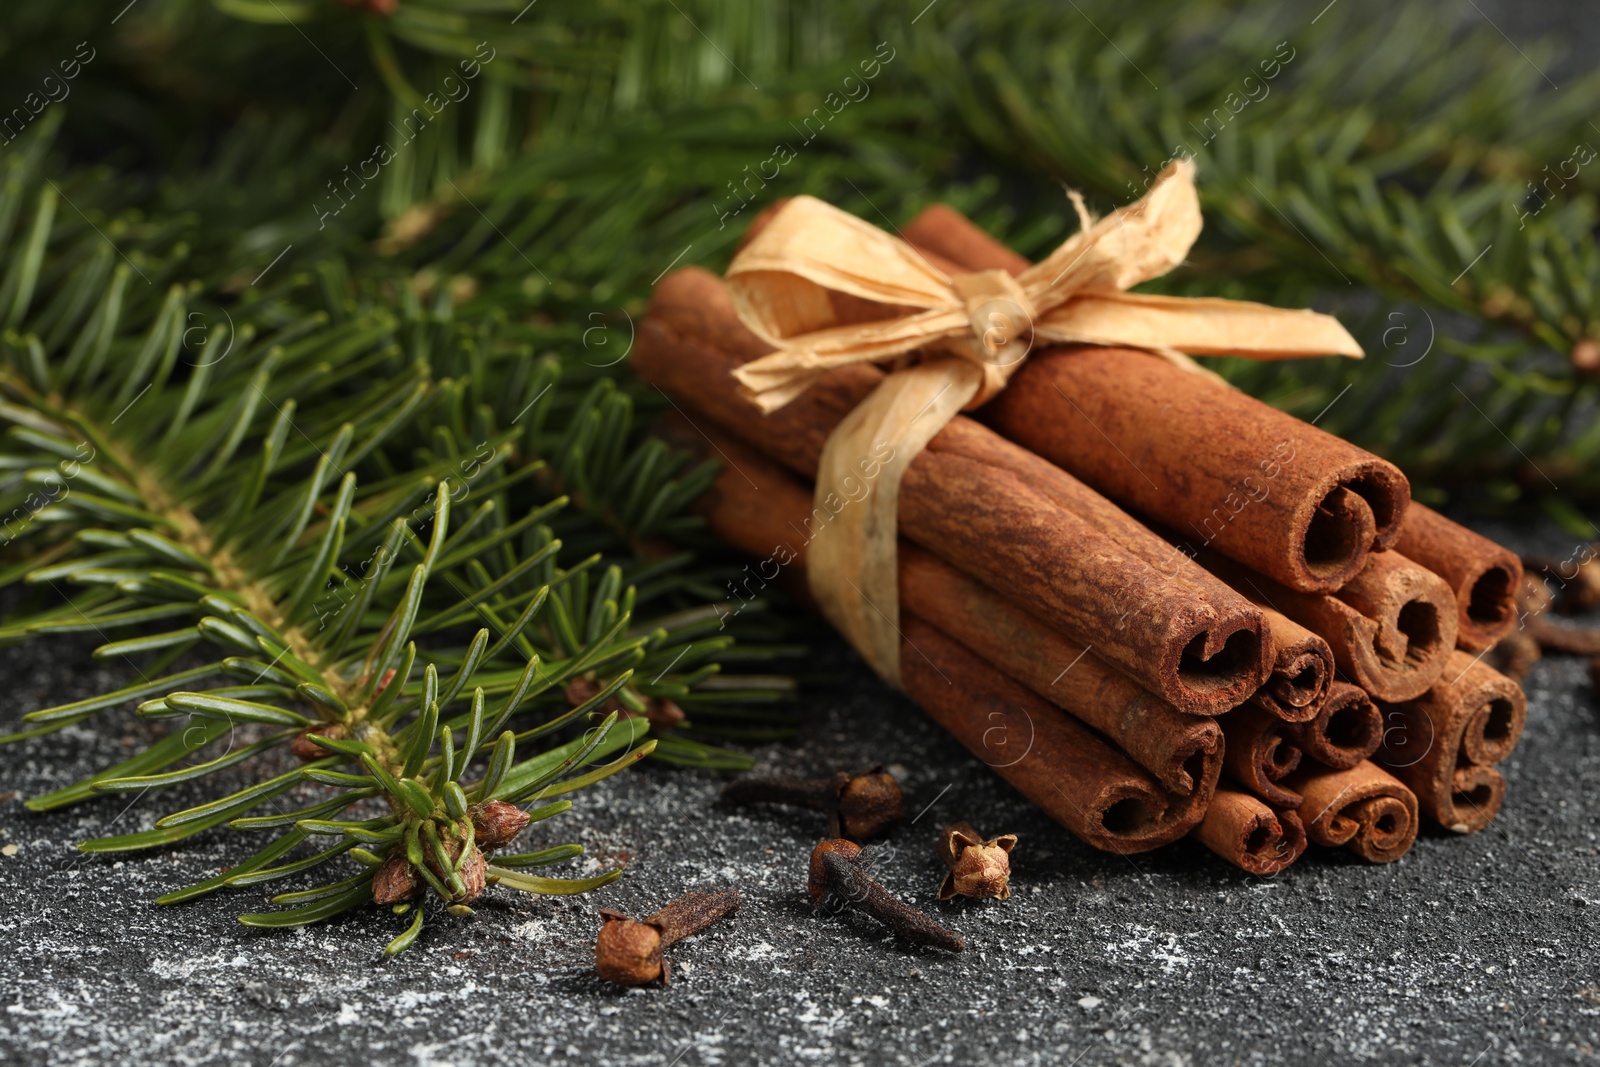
[[722, 160, 1363, 688]]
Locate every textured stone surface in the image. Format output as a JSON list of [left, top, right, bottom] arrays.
[[1, 517, 1598, 1066]]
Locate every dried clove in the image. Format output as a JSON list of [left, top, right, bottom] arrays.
[[722, 766, 903, 839], [936, 822, 1017, 901], [595, 889, 743, 986], [1525, 551, 1600, 613], [807, 839, 964, 952], [1494, 565, 1600, 684]]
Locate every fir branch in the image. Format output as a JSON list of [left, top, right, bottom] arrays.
[[0, 122, 794, 949]]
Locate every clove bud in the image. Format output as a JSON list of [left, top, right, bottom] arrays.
[[807, 839, 964, 952], [595, 889, 742, 986], [722, 766, 903, 840], [937, 821, 1017, 901]]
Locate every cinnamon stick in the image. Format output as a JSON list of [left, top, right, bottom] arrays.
[[1286, 681, 1381, 770], [1190, 788, 1307, 875], [1372, 649, 1526, 833], [634, 267, 1270, 714], [1247, 604, 1334, 723], [1285, 759, 1419, 863], [898, 546, 1222, 795], [902, 204, 1411, 596], [902, 204, 1033, 276], [901, 612, 1208, 853], [661, 411, 1223, 799], [1219, 705, 1303, 808], [1392, 503, 1522, 652], [1202, 548, 1459, 702]]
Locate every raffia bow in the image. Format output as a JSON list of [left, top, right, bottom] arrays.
[[727, 159, 1361, 415], [719, 160, 1363, 689]]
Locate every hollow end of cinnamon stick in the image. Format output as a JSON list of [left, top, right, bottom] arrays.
[[1287, 760, 1419, 863], [1374, 649, 1525, 832], [1341, 794, 1416, 862], [1219, 706, 1304, 809], [1161, 725, 1223, 798], [1435, 764, 1506, 834], [1166, 618, 1269, 714], [1248, 607, 1334, 724], [1295, 465, 1410, 587], [1261, 649, 1328, 716], [1191, 789, 1308, 875], [1289, 681, 1381, 770], [1392, 502, 1523, 652], [1438, 648, 1527, 769], [1328, 551, 1460, 702], [1462, 692, 1524, 767], [1456, 562, 1520, 650]]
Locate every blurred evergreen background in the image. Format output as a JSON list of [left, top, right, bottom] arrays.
[[4, 0, 1600, 527]]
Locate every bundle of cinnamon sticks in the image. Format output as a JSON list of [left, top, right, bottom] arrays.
[[634, 201, 1527, 875]]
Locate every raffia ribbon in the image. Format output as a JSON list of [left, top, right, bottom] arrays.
[[723, 160, 1363, 689]]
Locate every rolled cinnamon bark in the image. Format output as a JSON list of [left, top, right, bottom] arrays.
[[901, 612, 1209, 853], [1372, 649, 1526, 833], [662, 411, 1224, 799], [1219, 705, 1303, 808], [1285, 759, 1419, 863], [902, 205, 1411, 595], [635, 268, 1269, 714], [1190, 788, 1307, 875], [1247, 605, 1334, 723], [1287, 681, 1381, 770], [900, 547, 1226, 796], [902, 204, 1033, 276], [1392, 503, 1522, 652], [1202, 548, 1459, 702]]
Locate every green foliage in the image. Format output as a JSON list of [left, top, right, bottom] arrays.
[[69, 0, 1579, 502], [0, 103, 794, 950], [911, 2, 1600, 496]]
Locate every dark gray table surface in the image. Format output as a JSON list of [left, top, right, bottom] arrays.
[[1, 517, 1597, 1067]]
